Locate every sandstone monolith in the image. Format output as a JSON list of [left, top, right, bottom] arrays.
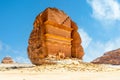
[[28, 8, 84, 65]]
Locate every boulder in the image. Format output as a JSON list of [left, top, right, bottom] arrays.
[[1, 56, 14, 64], [28, 7, 84, 65], [92, 48, 120, 65]]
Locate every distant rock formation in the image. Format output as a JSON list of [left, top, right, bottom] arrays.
[[28, 7, 84, 65], [92, 48, 120, 65], [1, 56, 14, 64]]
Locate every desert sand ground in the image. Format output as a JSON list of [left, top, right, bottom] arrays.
[[0, 59, 120, 80], [1, 71, 120, 80]]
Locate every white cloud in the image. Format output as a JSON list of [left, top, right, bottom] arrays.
[[84, 41, 105, 62], [0, 40, 30, 63], [0, 41, 23, 55], [87, 0, 120, 24], [15, 56, 31, 63], [78, 28, 92, 49], [0, 41, 12, 53], [84, 37, 120, 62], [104, 38, 120, 52], [78, 28, 120, 62]]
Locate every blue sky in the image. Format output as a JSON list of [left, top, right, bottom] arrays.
[[0, 0, 120, 63]]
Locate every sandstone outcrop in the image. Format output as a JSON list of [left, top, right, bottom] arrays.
[[71, 21, 84, 59], [1, 56, 14, 64], [92, 48, 120, 65], [28, 7, 84, 65]]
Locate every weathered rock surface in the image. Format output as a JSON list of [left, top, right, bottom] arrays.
[[1, 56, 14, 64], [71, 21, 84, 59], [28, 7, 84, 65], [92, 48, 120, 65]]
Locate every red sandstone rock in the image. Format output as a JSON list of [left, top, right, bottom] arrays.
[[1, 56, 14, 64], [28, 7, 84, 65], [71, 21, 84, 59], [92, 48, 120, 65]]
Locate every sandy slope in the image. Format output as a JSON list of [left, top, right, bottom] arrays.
[[0, 60, 120, 80]]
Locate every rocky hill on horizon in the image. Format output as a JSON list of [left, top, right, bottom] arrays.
[[92, 48, 120, 65]]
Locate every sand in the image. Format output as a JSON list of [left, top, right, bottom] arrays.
[[1, 71, 120, 80], [0, 60, 120, 80]]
